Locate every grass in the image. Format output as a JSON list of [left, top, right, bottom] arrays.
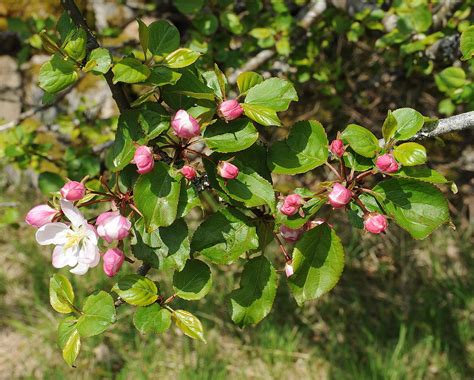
[[0, 187, 472, 379]]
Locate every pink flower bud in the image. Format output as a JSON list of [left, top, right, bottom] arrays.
[[181, 165, 197, 180], [218, 99, 244, 121], [328, 183, 352, 209], [285, 262, 294, 277], [171, 109, 200, 139], [329, 139, 345, 157], [217, 161, 239, 179], [102, 248, 125, 277], [280, 194, 303, 216], [133, 146, 154, 174], [280, 224, 305, 242], [25, 204, 58, 227], [96, 211, 131, 243], [60, 181, 86, 201], [376, 153, 399, 173], [364, 213, 388, 234]]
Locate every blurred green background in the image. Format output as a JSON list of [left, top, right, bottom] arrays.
[[0, 0, 473, 379]]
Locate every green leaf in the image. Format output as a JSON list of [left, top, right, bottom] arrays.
[[147, 66, 182, 86], [374, 178, 449, 239], [237, 72, 263, 94], [39, 54, 78, 93], [392, 108, 424, 141], [191, 208, 259, 264], [133, 304, 172, 334], [192, 14, 218, 36], [341, 124, 380, 158], [177, 180, 202, 218], [134, 162, 182, 230], [435, 67, 466, 93], [138, 102, 171, 140], [148, 20, 180, 56], [393, 166, 448, 184], [288, 224, 345, 306], [112, 57, 150, 84], [63, 28, 87, 61], [85, 48, 112, 75], [173, 259, 212, 300], [343, 149, 374, 171], [157, 218, 191, 270], [57, 317, 80, 367], [163, 48, 200, 68], [163, 68, 215, 101], [50, 274, 75, 314], [172, 309, 206, 342], [382, 111, 397, 142], [202, 67, 227, 99], [393, 142, 427, 166], [217, 159, 276, 212], [38, 172, 64, 195], [137, 19, 149, 53], [230, 255, 277, 327], [244, 78, 298, 112], [111, 111, 144, 171], [241, 103, 281, 126], [460, 25, 474, 60], [268, 120, 328, 174], [204, 119, 258, 153], [76, 291, 116, 338], [112, 274, 158, 306], [173, 0, 204, 14]]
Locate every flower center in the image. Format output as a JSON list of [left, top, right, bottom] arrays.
[[63, 225, 87, 250]]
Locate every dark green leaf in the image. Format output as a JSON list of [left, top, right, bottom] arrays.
[[38, 172, 64, 195], [63, 28, 87, 61], [230, 255, 277, 327], [173, 259, 212, 300], [191, 208, 259, 264], [134, 162, 182, 230], [268, 120, 328, 174], [374, 178, 450, 239], [133, 304, 172, 334], [148, 20, 180, 56], [112, 57, 150, 84], [288, 224, 345, 305], [204, 119, 258, 153]]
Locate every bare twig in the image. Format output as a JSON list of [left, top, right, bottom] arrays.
[[413, 111, 474, 140], [297, 0, 327, 29], [228, 50, 275, 84]]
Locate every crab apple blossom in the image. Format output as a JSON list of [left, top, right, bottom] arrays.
[[217, 161, 239, 179], [280, 194, 304, 216], [35, 200, 100, 275], [96, 211, 131, 243], [364, 213, 388, 234], [60, 181, 86, 201], [181, 165, 197, 180], [133, 145, 154, 174], [280, 224, 306, 242], [171, 109, 200, 139], [218, 99, 244, 121], [102, 248, 125, 277], [376, 153, 399, 173], [329, 139, 345, 157], [328, 183, 352, 209], [25, 204, 58, 227], [285, 262, 294, 277]]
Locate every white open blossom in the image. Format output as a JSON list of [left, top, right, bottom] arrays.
[[36, 199, 100, 275]]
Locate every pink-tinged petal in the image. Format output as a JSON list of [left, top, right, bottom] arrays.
[[60, 199, 86, 227], [52, 246, 69, 268], [70, 262, 89, 275], [96, 211, 116, 225], [85, 224, 98, 244], [36, 223, 69, 245]]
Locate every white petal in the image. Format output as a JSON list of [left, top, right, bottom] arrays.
[[85, 224, 98, 245], [36, 223, 69, 245], [63, 245, 80, 266], [70, 262, 89, 275], [51, 245, 77, 268], [78, 240, 99, 265], [60, 199, 86, 227]]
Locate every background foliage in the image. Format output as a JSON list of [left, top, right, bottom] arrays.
[[0, 0, 472, 378]]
